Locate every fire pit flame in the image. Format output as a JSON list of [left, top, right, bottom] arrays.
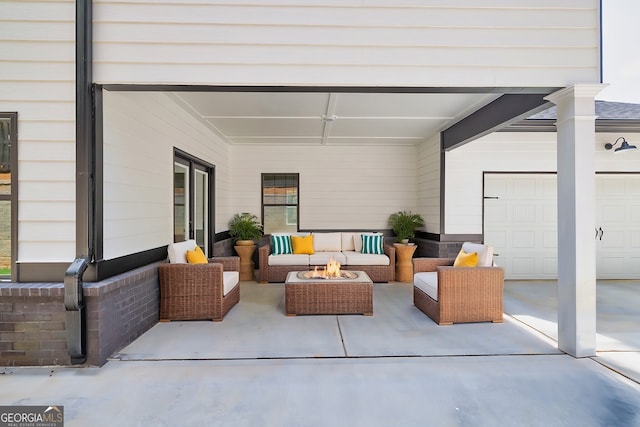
[[301, 258, 357, 280]]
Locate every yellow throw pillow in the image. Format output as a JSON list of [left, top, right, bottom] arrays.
[[291, 235, 315, 255], [186, 246, 208, 264], [453, 249, 478, 267]]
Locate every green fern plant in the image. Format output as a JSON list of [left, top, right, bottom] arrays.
[[228, 212, 264, 242], [388, 211, 425, 243]]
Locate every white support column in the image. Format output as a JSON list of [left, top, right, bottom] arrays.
[[545, 85, 604, 358]]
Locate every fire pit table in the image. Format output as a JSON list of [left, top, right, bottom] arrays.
[[284, 270, 373, 316]]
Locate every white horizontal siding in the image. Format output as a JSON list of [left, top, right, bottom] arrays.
[[95, 44, 597, 69], [102, 91, 232, 259], [93, 0, 600, 87], [444, 131, 640, 234], [417, 134, 440, 233], [0, 1, 76, 263], [96, 23, 596, 48], [231, 144, 418, 231]]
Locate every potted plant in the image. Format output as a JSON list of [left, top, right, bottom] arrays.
[[388, 211, 425, 243], [229, 212, 264, 246]]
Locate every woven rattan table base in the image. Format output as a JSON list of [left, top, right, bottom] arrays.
[[284, 271, 373, 316]]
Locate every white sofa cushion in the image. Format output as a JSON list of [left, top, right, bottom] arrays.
[[414, 272, 438, 301], [343, 251, 389, 266], [268, 254, 310, 266], [309, 252, 347, 266], [341, 232, 357, 251], [461, 242, 494, 267], [313, 232, 342, 252], [167, 240, 197, 264], [223, 271, 239, 296]]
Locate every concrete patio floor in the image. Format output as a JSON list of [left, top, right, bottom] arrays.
[[1, 280, 639, 426]]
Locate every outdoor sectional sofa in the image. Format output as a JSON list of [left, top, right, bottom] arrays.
[[259, 232, 395, 283]]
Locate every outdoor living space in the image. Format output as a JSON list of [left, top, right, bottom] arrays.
[[114, 281, 557, 360], [3, 278, 640, 426], [112, 279, 640, 383]]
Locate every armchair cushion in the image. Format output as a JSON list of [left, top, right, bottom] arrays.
[[167, 239, 197, 264], [461, 242, 494, 267], [414, 272, 438, 301], [223, 271, 240, 296]]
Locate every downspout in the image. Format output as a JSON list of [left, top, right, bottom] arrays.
[[65, 0, 93, 365]]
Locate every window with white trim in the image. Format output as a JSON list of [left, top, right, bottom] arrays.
[[262, 173, 299, 234]]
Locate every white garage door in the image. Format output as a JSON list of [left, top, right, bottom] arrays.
[[484, 173, 640, 280]]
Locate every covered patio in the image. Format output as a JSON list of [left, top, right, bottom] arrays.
[[2, 279, 639, 426], [114, 279, 640, 381]]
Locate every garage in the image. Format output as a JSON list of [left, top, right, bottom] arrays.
[[484, 173, 640, 279]]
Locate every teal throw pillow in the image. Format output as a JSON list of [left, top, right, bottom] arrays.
[[271, 235, 292, 255], [361, 234, 384, 255]]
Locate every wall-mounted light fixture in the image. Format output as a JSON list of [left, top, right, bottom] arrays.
[[604, 137, 637, 153]]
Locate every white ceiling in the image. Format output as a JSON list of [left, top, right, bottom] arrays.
[[173, 91, 502, 146]]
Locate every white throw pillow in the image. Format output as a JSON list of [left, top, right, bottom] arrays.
[[461, 242, 494, 267], [167, 240, 197, 264]]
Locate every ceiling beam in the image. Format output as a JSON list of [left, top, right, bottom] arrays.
[[321, 93, 339, 144], [441, 93, 553, 151], [102, 84, 558, 95]]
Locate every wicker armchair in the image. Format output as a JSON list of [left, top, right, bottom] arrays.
[[159, 256, 240, 322], [412, 243, 504, 325]]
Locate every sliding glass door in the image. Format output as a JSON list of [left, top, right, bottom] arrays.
[[173, 161, 189, 243], [173, 151, 214, 255], [194, 167, 209, 252]]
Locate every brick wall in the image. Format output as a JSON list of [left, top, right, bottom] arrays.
[[0, 262, 161, 367], [414, 238, 464, 258], [84, 262, 160, 366], [0, 285, 70, 366]]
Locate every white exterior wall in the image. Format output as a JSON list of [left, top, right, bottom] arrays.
[[417, 134, 441, 233], [231, 145, 417, 230], [2, 0, 604, 267], [103, 91, 232, 259], [93, 0, 600, 87], [0, 1, 76, 263], [444, 132, 640, 234]]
